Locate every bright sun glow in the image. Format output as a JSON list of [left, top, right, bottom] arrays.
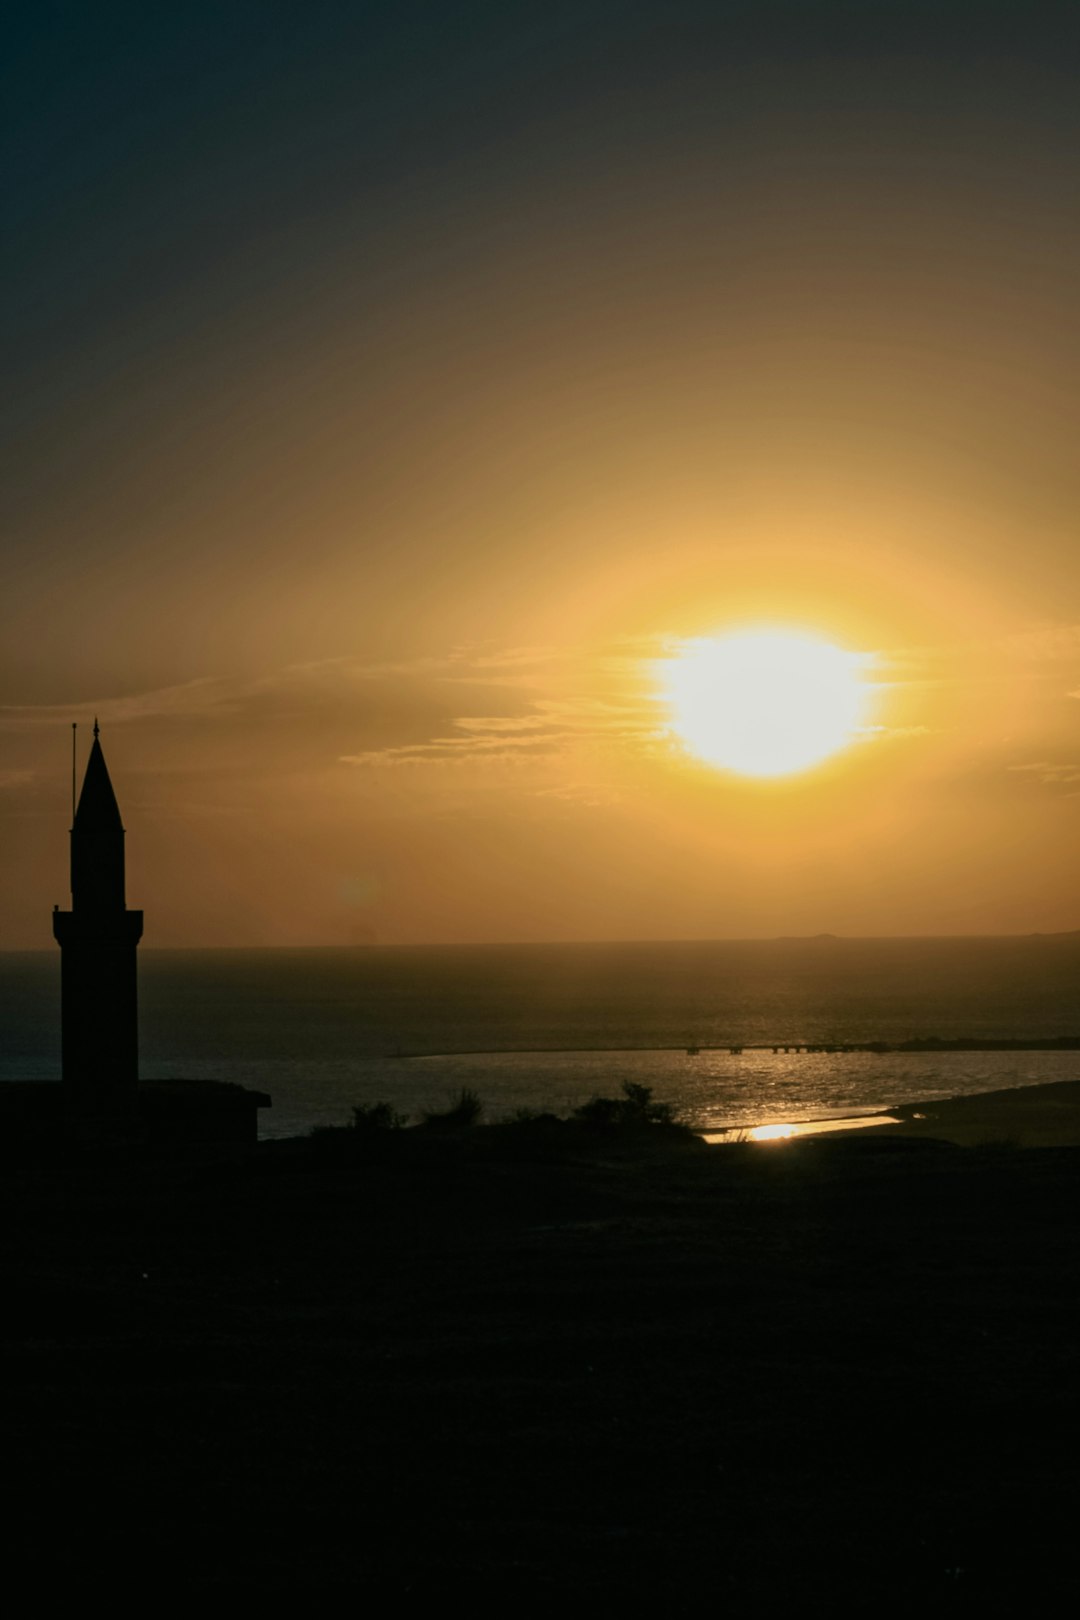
[[659, 631, 873, 777]]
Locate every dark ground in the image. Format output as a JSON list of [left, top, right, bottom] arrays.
[[4, 1114, 1080, 1606]]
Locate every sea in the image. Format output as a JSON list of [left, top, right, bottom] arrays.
[[2, 937, 1078, 1139]]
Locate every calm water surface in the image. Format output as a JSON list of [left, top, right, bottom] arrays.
[[2, 937, 1078, 1138]]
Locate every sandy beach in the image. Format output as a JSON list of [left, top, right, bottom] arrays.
[[823, 1077, 1080, 1148]]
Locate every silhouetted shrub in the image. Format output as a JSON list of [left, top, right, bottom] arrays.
[[305, 1100, 409, 1159], [351, 1101, 409, 1133], [420, 1088, 483, 1129], [481, 1109, 570, 1162], [508, 1106, 549, 1124], [573, 1082, 679, 1131], [572, 1094, 622, 1130]]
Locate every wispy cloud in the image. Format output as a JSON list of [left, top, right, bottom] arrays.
[[1007, 761, 1080, 786], [0, 676, 232, 729], [0, 645, 573, 737], [3, 634, 947, 788], [534, 780, 624, 808], [341, 694, 664, 769], [862, 622, 1080, 697]]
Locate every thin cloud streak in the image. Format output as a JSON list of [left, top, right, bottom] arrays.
[[0, 677, 231, 729], [1008, 761, 1080, 786]]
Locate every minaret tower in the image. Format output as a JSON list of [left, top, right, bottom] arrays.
[[52, 723, 144, 1101]]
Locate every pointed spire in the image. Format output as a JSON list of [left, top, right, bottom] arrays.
[[70, 726, 126, 912], [75, 728, 123, 832]]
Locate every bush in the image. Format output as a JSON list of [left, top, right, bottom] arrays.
[[573, 1082, 679, 1131], [420, 1088, 483, 1129], [572, 1094, 622, 1130], [351, 1101, 409, 1133]]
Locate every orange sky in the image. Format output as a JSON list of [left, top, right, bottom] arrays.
[[2, 5, 1078, 946]]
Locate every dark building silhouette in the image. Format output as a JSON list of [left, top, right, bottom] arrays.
[[52, 722, 143, 1102], [0, 722, 269, 1145]]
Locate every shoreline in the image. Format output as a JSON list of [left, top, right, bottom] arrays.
[[789, 1077, 1080, 1148]]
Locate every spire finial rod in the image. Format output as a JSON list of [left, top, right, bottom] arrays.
[[93, 716, 99, 739]]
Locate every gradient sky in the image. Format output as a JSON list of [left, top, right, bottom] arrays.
[[3, 1, 1080, 946]]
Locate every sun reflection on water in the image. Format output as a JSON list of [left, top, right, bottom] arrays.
[[703, 1113, 901, 1145]]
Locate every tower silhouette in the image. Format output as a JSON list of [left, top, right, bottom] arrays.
[[52, 723, 143, 1101]]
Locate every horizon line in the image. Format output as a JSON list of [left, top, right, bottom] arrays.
[[2, 929, 1079, 955]]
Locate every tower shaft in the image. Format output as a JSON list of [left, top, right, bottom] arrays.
[[52, 729, 143, 1100]]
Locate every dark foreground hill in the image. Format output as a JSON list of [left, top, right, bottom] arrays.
[[4, 1115, 1080, 1605]]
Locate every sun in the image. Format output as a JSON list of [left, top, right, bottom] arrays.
[[657, 630, 873, 778]]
